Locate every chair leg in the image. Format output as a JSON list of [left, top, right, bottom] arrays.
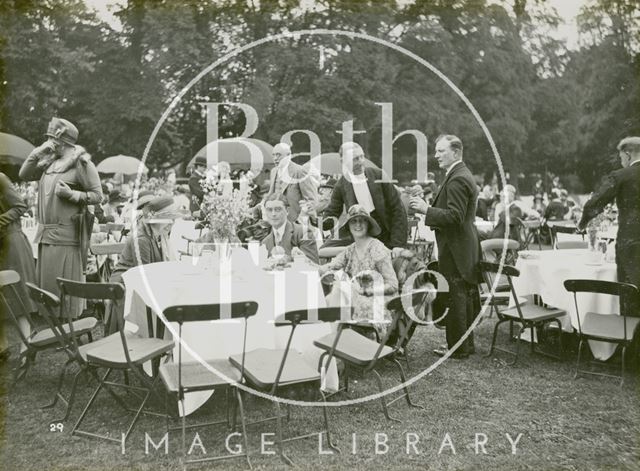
[[574, 339, 584, 380], [72, 368, 112, 437], [318, 390, 340, 454], [392, 359, 423, 409], [50, 368, 84, 424], [273, 401, 293, 466], [234, 388, 252, 469], [507, 325, 524, 366], [620, 345, 627, 387], [485, 319, 507, 357], [42, 358, 74, 409], [372, 369, 400, 423]]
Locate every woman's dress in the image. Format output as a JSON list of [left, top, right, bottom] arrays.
[[19, 146, 102, 318], [325, 238, 398, 338]]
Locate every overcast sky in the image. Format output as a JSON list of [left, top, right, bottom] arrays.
[[86, 0, 585, 48]]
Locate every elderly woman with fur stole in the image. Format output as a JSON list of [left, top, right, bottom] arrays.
[[19, 118, 103, 319]]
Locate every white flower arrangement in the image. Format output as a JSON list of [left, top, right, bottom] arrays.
[[199, 165, 254, 242]]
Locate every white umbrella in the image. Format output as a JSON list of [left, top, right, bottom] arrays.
[[97, 155, 148, 175]]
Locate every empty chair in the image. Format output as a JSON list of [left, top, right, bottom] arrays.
[[480, 261, 565, 365], [26, 281, 121, 423], [479, 239, 527, 320], [313, 306, 424, 423], [564, 279, 640, 386], [550, 224, 580, 249], [229, 307, 343, 465], [0, 270, 96, 383], [69, 278, 174, 446], [159, 301, 258, 468]]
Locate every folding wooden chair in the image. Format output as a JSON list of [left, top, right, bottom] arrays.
[[481, 261, 565, 365], [385, 288, 435, 369], [159, 301, 258, 468], [479, 239, 527, 322], [228, 307, 343, 465], [0, 270, 96, 383], [549, 223, 580, 249], [313, 308, 424, 423], [106, 223, 126, 242], [26, 281, 123, 424], [564, 279, 640, 386], [70, 278, 174, 446], [90, 242, 126, 281]]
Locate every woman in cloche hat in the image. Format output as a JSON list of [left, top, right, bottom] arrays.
[[106, 196, 180, 333], [319, 204, 399, 339], [19, 117, 103, 319]]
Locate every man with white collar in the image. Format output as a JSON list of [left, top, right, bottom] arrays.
[[261, 193, 319, 264], [578, 136, 640, 317], [267, 142, 318, 222], [308, 142, 408, 252], [410, 134, 481, 359]]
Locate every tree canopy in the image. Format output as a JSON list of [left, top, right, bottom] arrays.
[[1, 0, 638, 192]]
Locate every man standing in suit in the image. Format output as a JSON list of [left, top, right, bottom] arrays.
[[267, 142, 318, 222], [578, 136, 640, 317], [262, 193, 319, 264], [410, 135, 481, 359], [309, 142, 408, 254]]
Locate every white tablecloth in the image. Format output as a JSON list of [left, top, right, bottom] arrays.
[[514, 249, 618, 360], [122, 248, 333, 415]]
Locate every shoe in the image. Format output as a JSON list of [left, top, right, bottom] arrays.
[[433, 347, 469, 359]]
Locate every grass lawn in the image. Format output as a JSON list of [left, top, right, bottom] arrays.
[[1, 315, 639, 471]]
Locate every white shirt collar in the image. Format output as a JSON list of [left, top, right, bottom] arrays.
[[630, 158, 640, 167], [445, 160, 463, 176]]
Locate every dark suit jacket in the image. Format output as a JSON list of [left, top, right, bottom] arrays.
[[425, 161, 480, 284], [320, 167, 408, 249], [188, 172, 205, 213], [262, 220, 319, 265], [579, 161, 640, 249]]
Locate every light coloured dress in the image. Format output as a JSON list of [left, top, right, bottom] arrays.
[[324, 238, 398, 338]]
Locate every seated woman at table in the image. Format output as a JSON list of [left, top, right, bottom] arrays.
[[107, 196, 180, 333], [319, 204, 399, 339]]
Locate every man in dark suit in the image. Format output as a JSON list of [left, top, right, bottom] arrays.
[[309, 142, 408, 254], [262, 193, 319, 264], [410, 135, 481, 359], [189, 156, 207, 217], [578, 136, 640, 317]]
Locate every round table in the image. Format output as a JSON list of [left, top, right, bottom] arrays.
[[122, 249, 335, 415], [514, 249, 619, 360]]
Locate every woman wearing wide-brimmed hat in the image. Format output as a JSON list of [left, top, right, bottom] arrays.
[[19, 117, 103, 319], [106, 196, 180, 333], [319, 204, 399, 338]]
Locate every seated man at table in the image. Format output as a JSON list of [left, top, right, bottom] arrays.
[[107, 196, 181, 333], [261, 193, 319, 265]]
